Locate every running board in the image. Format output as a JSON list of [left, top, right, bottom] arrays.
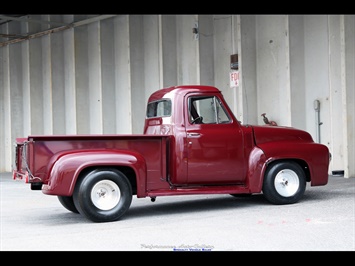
[[147, 185, 251, 197]]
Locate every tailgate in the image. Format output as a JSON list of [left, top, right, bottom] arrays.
[[12, 138, 32, 182]]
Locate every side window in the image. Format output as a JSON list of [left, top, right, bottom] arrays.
[[188, 96, 231, 124]]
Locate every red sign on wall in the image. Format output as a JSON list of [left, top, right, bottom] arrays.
[[230, 70, 239, 88]]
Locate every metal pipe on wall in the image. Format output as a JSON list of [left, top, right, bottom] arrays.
[[313, 99, 322, 143]]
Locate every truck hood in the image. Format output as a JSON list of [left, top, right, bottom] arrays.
[[250, 125, 314, 145]]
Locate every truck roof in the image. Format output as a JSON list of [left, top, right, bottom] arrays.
[[148, 85, 221, 102]]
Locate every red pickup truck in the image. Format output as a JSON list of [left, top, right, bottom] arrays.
[[13, 85, 330, 223]]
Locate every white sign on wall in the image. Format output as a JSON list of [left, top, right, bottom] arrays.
[[230, 70, 239, 88]]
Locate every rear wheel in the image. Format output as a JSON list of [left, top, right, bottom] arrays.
[[262, 161, 306, 205], [73, 168, 132, 223], [58, 195, 79, 213]]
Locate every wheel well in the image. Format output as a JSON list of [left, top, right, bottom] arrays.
[[266, 159, 311, 182], [77, 166, 137, 195]]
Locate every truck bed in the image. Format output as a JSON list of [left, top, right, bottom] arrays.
[[14, 134, 172, 192]]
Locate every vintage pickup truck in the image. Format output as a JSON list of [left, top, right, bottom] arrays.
[[13, 85, 330, 223]]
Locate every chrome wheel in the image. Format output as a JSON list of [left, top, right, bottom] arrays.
[[263, 161, 306, 205], [91, 180, 121, 210], [274, 169, 300, 197]]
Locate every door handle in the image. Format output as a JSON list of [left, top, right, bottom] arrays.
[[187, 132, 200, 137]]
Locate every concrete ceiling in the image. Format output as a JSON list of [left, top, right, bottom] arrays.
[[0, 14, 116, 47]]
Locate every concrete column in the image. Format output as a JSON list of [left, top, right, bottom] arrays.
[[161, 15, 178, 87], [198, 15, 214, 86], [176, 15, 200, 85], [49, 15, 66, 135], [63, 15, 77, 134], [143, 15, 161, 99], [239, 15, 257, 125], [0, 25, 11, 171], [256, 15, 291, 127], [114, 15, 132, 134], [344, 15, 355, 178], [101, 18, 116, 134], [129, 15, 144, 133], [21, 24, 31, 137], [74, 20, 90, 134], [28, 16, 44, 135], [42, 32, 53, 135], [88, 21, 103, 134], [328, 15, 346, 175]]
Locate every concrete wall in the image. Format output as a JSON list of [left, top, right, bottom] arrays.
[[0, 14, 354, 178], [344, 15, 355, 179]]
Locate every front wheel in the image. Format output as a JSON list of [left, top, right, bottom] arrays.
[[73, 168, 133, 222], [262, 161, 306, 205]]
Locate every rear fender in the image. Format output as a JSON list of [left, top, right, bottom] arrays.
[[42, 150, 147, 196]]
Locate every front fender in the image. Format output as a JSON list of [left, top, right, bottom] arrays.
[[247, 147, 267, 193], [42, 150, 147, 196], [257, 141, 329, 186]]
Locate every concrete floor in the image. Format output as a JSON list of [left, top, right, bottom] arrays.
[[0, 172, 354, 251]]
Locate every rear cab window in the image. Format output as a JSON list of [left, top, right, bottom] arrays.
[[146, 99, 172, 118]]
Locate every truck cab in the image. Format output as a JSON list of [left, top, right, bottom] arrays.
[[144, 85, 249, 186]]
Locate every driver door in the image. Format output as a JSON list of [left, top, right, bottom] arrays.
[[185, 93, 246, 185]]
